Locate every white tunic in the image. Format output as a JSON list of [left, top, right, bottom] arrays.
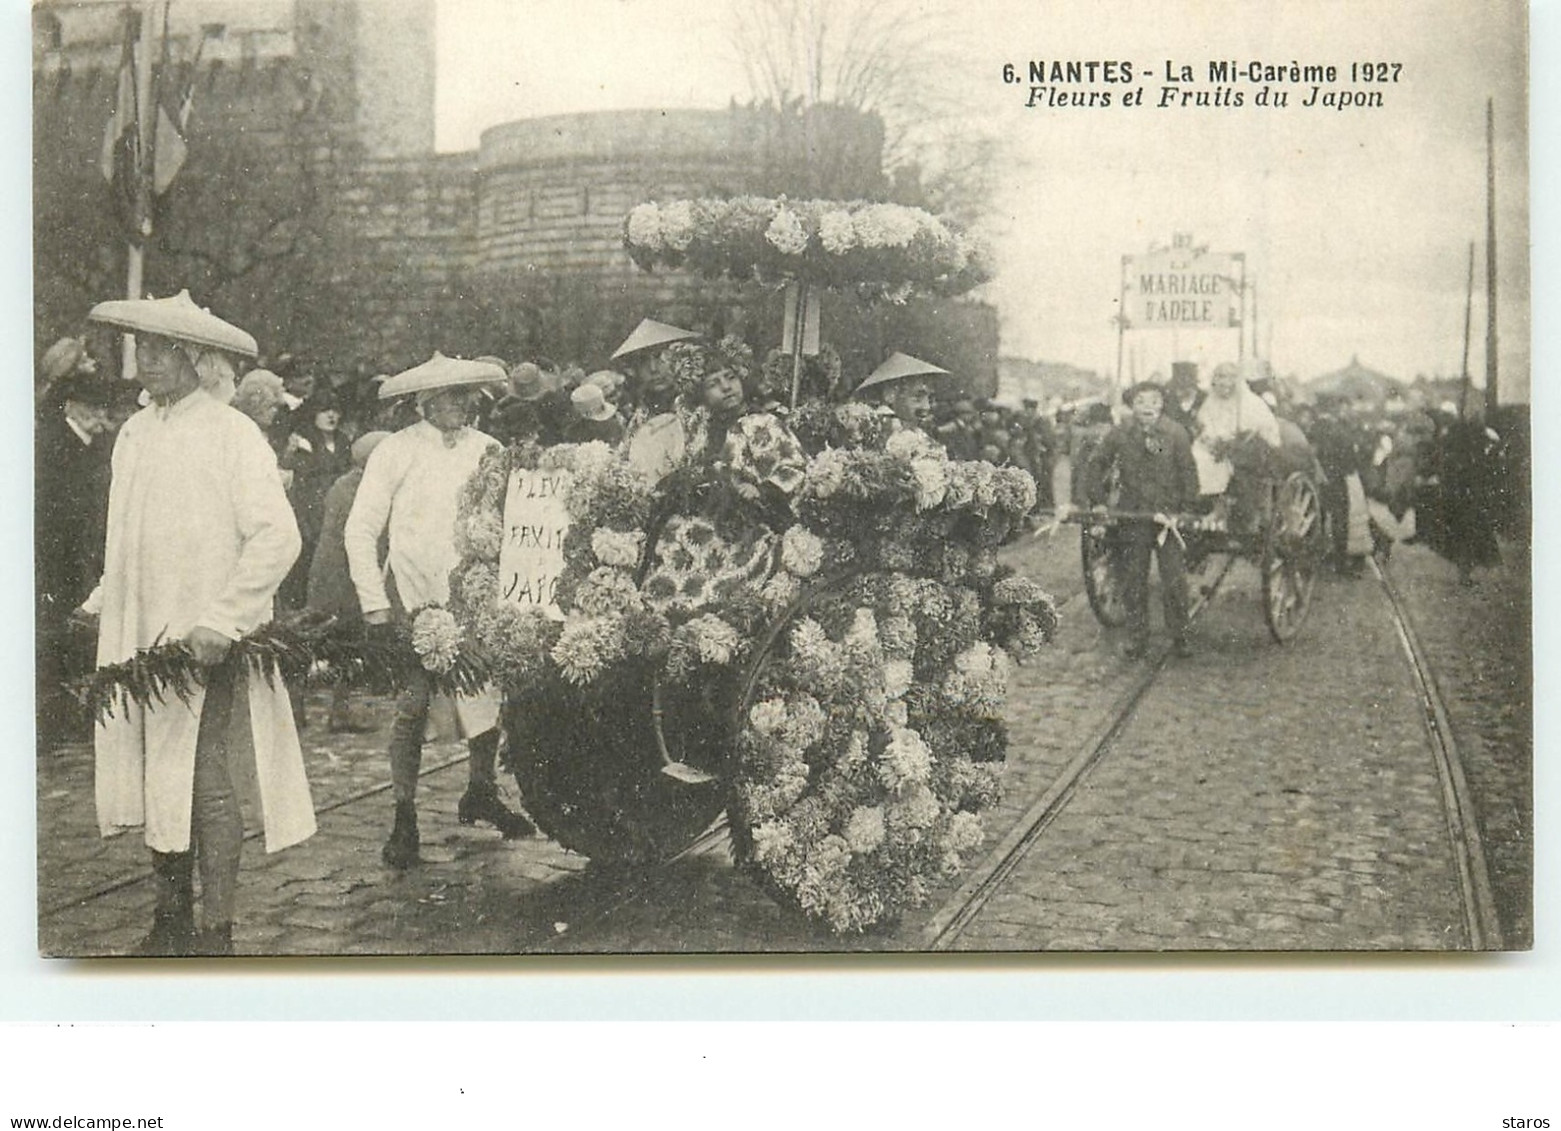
[[343, 420, 500, 735], [87, 389, 315, 853]]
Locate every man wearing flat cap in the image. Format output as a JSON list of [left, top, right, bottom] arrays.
[[80, 291, 316, 956], [1084, 380, 1200, 659], [345, 353, 533, 869]]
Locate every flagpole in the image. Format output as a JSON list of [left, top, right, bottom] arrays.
[[120, 0, 168, 380], [1484, 96, 1499, 416]]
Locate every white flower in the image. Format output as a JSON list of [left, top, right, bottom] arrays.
[[751, 819, 795, 864], [591, 528, 644, 569], [818, 209, 858, 254], [784, 693, 828, 750], [893, 783, 941, 829], [761, 570, 801, 611], [845, 607, 878, 652], [410, 607, 464, 674], [659, 199, 696, 251], [550, 614, 623, 685], [946, 811, 985, 853], [954, 641, 996, 676], [625, 203, 662, 249], [748, 698, 789, 736], [878, 726, 933, 789], [883, 658, 914, 701], [886, 428, 942, 463], [764, 205, 810, 256], [884, 698, 909, 729], [685, 614, 739, 665], [910, 458, 949, 510], [805, 448, 850, 499], [844, 806, 886, 854], [780, 526, 825, 578], [574, 566, 642, 617]]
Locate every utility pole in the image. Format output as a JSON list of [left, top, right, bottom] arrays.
[[1459, 241, 1474, 419], [1484, 96, 1499, 416]]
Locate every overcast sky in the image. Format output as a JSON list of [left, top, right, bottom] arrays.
[[434, 0, 1531, 394]]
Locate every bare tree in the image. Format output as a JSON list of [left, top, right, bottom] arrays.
[[726, 0, 995, 221]]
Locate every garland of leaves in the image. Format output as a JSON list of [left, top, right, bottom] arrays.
[[72, 609, 491, 726], [622, 197, 990, 302]]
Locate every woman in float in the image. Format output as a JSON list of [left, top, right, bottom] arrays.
[[1191, 359, 1282, 530]]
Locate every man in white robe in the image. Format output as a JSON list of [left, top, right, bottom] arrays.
[[345, 355, 533, 870], [81, 292, 315, 957]]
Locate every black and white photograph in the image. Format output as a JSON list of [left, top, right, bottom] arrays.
[[29, 0, 1533, 960]]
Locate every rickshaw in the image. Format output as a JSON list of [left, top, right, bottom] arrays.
[[1074, 433, 1327, 643]]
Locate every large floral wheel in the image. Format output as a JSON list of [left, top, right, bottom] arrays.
[[501, 665, 730, 866]]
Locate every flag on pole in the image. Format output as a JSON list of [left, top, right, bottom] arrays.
[[149, 2, 197, 196], [98, 11, 140, 208]]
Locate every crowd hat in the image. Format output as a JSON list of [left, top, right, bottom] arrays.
[[1121, 380, 1167, 407], [570, 383, 618, 422], [87, 290, 259, 358], [377, 352, 506, 400], [507, 361, 563, 402], [611, 319, 698, 360], [585, 369, 626, 397], [854, 352, 949, 395], [40, 337, 91, 384]]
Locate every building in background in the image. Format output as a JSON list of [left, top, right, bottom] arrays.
[[34, 0, 996, 387]]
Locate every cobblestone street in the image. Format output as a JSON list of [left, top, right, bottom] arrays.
[[35, 532, 1530, 957]]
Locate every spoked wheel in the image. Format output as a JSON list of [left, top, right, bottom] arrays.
[[1080, 522, 1129, 627], [1261, 472, 1326, 642]]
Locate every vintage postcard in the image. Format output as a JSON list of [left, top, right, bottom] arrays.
[[31, 0, 1530, 958]]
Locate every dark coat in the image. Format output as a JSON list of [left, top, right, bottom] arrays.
[[1084, 415, 1199, 514], [35, 410, 111, 612]]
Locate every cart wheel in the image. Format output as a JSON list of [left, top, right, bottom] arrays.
[[1261, 472, 1326, 642], [1081, 523, 1129, 627]]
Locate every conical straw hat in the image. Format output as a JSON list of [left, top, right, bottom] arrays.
[[610, 319, 698, 360], [854, 352, 949, 394], [377, 353, 507, 400], [87, 290, 258, 358]]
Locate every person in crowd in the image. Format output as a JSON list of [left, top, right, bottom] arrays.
[[79, 291, 315, 956], [1162, 362, 1203, 432], [1192, 360, 1282, 529], [490, 361, 568, 446], [344, 354, 534, 870], [1020, 398, 1057, 509], [279, 389, 354, 615], [231, 369, 290, 437], [36, 335, 99, 416], [306, 429, 391, 733], [613, 320, 700, 479], [855, 352, 949, 438], [1084, 380, 1200, 660], [1308, 398, 1372, 576], [1416, 414, 1504, 585], [565, 381, 625, 445], [36, 372, 115, 746]]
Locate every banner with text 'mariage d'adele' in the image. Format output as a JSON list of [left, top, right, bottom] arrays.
[[1124, 245, 1244, 329]]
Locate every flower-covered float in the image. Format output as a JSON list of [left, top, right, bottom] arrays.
[[445, 337, 1057, 932]]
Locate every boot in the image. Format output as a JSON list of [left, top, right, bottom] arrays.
[[194, 923, 234, 958], [457, 781, 535, 839], [382, 800, 421, 869], [134, 851, 195, 957]]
